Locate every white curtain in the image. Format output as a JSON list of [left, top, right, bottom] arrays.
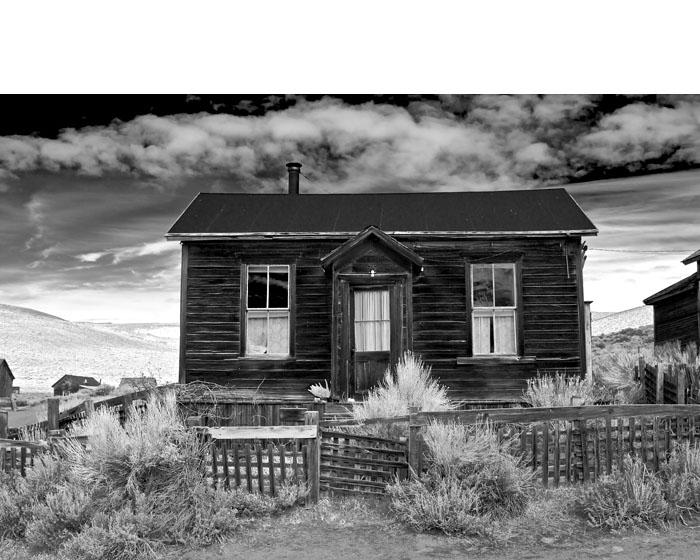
[[247, 311, 289, 355], [354, 289, 390, 352], [494, 312, 516, 354], [473, 315, 492, 354], [473, 311, 516, 355]]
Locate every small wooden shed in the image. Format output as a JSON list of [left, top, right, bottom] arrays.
[[52, 375, 100, 396], [0, 359, 14, 398], [644, 249, 700, 349]]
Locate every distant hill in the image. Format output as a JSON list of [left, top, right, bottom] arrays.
[[592, 306, 653, 336], [0, 303, 178, 393]]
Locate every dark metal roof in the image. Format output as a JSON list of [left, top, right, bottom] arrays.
[[643, 273, 698, 305], [166, 188, 598, 238]]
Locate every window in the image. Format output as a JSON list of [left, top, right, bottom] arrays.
[[245, 265, 290, 356], [471, 263, 517, 355]]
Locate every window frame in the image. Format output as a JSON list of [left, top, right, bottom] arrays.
[[240, 263, 295, 358], [465, 259, 523, 358]]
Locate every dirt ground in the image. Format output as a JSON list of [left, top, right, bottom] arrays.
[[172, 515, 700, 560]]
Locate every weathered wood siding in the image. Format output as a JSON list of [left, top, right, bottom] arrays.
[[653, 285, 699, 349], [182, 236, 584, 402], [0, 363, 12, 398]]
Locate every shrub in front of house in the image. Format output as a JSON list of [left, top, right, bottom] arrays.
[[387, 420, 534, 536]]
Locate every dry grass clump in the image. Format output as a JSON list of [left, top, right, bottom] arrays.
[[353, 352, 454, 422], [388, 420, 534, 536], [523, 372, 599, 407], [593, 352, 646, 404]]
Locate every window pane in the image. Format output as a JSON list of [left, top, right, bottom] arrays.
[[472, 266, 493, 307], [247, 268, 267, 309], [268, 268, 289, 309], [354, 289, 390, 352], [473, 314, 492, 354], [494, 265, 515, 307], [247, 314, 267, 354], [267, 312, 289, 354], [494, 311, 516, 354]]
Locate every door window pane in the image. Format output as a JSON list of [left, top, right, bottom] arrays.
[[354, 289, 390, 352]]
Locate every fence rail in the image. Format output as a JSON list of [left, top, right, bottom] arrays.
[[0, 439, 47, 476]]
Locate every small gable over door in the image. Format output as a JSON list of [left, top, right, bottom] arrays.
[[322, 227, 423, 399]]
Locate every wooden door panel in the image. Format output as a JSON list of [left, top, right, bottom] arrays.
[[353, 351, 389, 396]]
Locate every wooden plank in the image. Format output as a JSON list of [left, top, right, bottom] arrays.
[[245, 444, 253, 492], [267, 443, 276, 497], [20, 447, 27, 477], [256, 445, 264, 493], [629, 417, 636, 460], [580, 421, 589, 483], [553, 423, 560, 487], [211, 442, 219, 489], [206, 425, 317, 440], [604, 417, 612, 475], [542, 423, 549, 487], [279, 445, 287, 482], [233, 444, 241, 488], [653, 417, 659, 472], [221, 441, 230, 490]]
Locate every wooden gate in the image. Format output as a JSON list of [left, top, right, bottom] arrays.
[[320, 429, 409, 495]]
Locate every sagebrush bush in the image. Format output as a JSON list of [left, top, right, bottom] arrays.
[[593, 352, 646, 404], [577, 455, 668, 531], [523, 372, 599, 407], [388, 420, 534, 535], [353, 352, 454, 422]]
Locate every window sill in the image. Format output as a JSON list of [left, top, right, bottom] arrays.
[[456, 356, 536, 365]]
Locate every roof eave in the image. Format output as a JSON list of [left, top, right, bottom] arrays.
[[166, 228, 599, 241]]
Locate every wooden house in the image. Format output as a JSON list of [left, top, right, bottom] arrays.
[[166, 163, 598, 404], [0, 359, 14, 398], [643, 249, 700, 349], [52, 375, 100, 396]]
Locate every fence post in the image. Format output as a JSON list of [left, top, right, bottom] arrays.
[[0, 410, 7, 439], [656, 365, 664, 404], [637, 356, 645, 382], [48, 397, 60, 431], [677, 364, 687, 405], [304, 411, 320, 503], [83, 399, 95, 418], [122, 393, 133, 423], [407, 407, 422, 477]]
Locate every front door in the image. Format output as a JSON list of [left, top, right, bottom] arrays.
[[349, 285, 400, 398]]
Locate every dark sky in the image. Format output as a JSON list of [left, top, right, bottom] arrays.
[[1, 94, 699, 322]]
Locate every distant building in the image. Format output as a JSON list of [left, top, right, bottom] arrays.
[[52, 374, 100, 396], [0, 359, 14, 398], [644, 249, 700, 349], [119, 377, 157, 391]]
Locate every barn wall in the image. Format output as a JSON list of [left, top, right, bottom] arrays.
[[652, 285, 699, 349], [182, 235, 584, 401]]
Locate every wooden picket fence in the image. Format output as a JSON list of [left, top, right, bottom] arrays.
[[408, 404, 700, 485], [197, 412, 321, 502]]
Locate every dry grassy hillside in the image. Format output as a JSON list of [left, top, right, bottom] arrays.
[[0, 303, 178, 392]]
